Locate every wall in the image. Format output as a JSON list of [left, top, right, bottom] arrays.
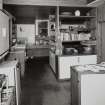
[[17, 24, 35, 44], [97, 3, 105, 62], [4, 0, 87, 6], [0, 0, 2, 9]]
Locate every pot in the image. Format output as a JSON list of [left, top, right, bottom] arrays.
[[83, 45, 93, 54], [64, 48, 78, 55]]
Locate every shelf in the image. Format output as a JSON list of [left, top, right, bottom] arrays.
[[35, 37, 49, 41], [62, 40, 86, 44], [39, 28, 48, 29], [59, 15, 96, 18], [49, 39, 56, 42], [59, 15, 96, 24]]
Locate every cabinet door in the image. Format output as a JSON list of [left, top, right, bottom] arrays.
[[78, 55, 97, 65], [58, 56, 78, 79], [81, 74, 105, 105], [49, 51, 56, 73]]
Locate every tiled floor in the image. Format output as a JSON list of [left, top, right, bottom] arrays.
[[20, 57, 71, 105]]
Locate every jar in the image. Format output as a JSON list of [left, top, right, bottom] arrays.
[[75, 10, 80, 16]]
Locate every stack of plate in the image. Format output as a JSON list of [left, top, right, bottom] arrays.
[[61, 12, 72, 16]]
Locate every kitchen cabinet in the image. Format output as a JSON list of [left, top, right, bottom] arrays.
[[58, 55, 97, 79], [0, 60, 21, 105], [8, 45, 26, 78], [71, 63, 105, 105], [58, 56, 78, 79]]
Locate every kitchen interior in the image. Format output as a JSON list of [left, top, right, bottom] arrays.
[[0, 0, 105, 105]]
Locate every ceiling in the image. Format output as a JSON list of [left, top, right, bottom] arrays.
[[4, 4, 56, 19]]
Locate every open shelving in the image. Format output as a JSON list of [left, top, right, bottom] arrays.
[[51, 6, 97, 55]]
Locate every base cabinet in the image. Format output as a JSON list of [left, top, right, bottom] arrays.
[[8, 51, 26, 78], [58, 55, 97, 79], [71, 65, 105, 105], [0, 60, 21, 105], [58, 56, 78, 79]]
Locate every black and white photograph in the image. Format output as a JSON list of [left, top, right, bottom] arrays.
[[0, 0, 105, 105]]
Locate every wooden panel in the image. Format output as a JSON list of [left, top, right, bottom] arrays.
[[97, 23, 102, 63], [4, 0, 86, 6], [101, 22, 105, 61], [4, 0, 57, 6], [58, 0, 86, 6], [97, 4, 104, 22], [71, 69, 79, 105], [87, 0, 95, 3]]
